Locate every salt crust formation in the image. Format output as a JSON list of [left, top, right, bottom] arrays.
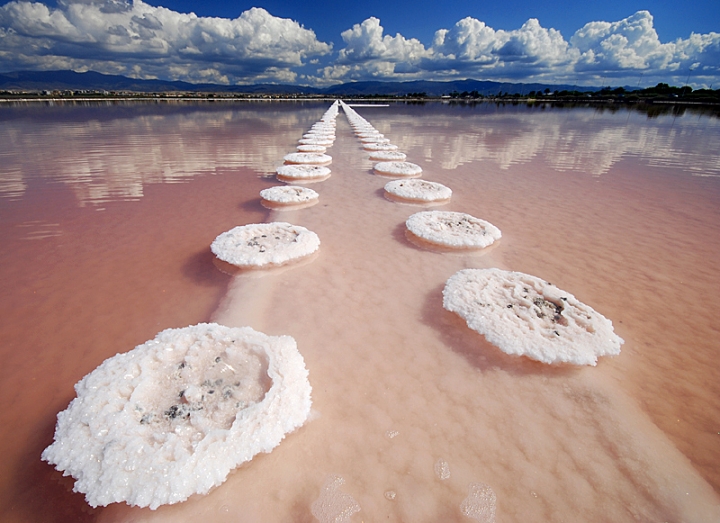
[[276, 164, 331, 182], [41, 323, 312, 509], [296, 144, 327, 153], [369, 151, 407, 161], [374, 161, 423, 177], [283, 152, 332, 165], [260, 186, 319, 204], [384, 179, 452, 203], [311, 475, 361, 523], [211, 222, 320, 268], [443, 269, 624, 365], [460, 483, 497, 522], [363, 142, 398, 151], [406, 211, 500, 249]]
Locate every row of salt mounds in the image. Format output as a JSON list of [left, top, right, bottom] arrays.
[[406, 210, 500, 250], [286, 103, 339, 167], [41, 323, 313, 509], [211, 222, 320, 268], [260, 186, 319, 209], [277, 164, 331, 184], [443, 269, 624, 365], [375, 161, 423, 178], [385, 179, 452, 205], [341, 102, 424, 183]]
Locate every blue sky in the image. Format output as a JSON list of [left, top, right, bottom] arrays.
[[0, 0, 718, 88]]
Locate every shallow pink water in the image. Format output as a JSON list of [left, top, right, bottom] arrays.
[[1, 100, 719, 522]]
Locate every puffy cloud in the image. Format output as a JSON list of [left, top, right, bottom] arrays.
[[0, 0, 331, 83], [324, 11, 720, 87]]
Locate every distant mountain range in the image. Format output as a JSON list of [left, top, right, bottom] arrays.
[[0, 69, 600, 96]]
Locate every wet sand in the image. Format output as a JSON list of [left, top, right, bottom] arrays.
[[0, 101, 719, 522]]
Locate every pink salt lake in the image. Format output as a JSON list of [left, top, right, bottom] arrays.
[[0, 100, 719, 522]]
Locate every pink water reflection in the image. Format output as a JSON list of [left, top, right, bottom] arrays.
[[1, 101, 719, 522]]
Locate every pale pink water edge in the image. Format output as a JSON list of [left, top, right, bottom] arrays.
[[1, 101, 719, 522]]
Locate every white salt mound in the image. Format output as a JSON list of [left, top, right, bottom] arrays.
[[460, 483, 497, 523], [369, 151, 407, 161], [297, 137, 334, 146], [363, 142, 398, 151], [41, 323, 312, 510], [374, 161, 422, 177], [276, 164, 331, 182], [260, 186, 319, 204], [406, 211, 500, 248], [442, 268, 624, 365], [384, 179, 452, 203], [211, 222, 320, 268], [297, 144, 327, 153], [284, 152, 332, 165]]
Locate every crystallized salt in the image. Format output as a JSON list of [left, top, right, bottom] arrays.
[[297, 144, 327, 153], [363, 142, 398, 152], [260, 186, 319, 205], [384, 179, 451, 203], [284, 152, 332, 165], [442, 268, 624, 365], [406, 211, 500, 249], [460, 483, 497, 522], [211, 222, 320, 268], [276, 164, 331, 183], [369, 151, 407, 161], [298, 138, 334, 146], [374, 161, 423, 178], [311, 475, 361, 523], [41, 323, 312, 509]]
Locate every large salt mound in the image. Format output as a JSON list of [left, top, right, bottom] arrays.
[[260, 186, 319, 207], [384, 179, 452, 204], [406, 211, 500, 249], [41, 323, 312, 509], [276, 164, 331, 183], [211, 222, 320, 268], [284, 152, 332, 165], [374, 161, 423, 178], [443, 269, 624, 365]]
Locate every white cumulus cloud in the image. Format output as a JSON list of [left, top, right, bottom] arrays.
[[322, 11, 720, 87], [0, 0, 332, 83]]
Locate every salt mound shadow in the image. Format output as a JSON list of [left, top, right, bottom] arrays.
[[41, 323, 312, 509], [443, 268, 624, 365]]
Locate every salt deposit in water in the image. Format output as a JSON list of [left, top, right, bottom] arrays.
[[460, 483, 497, 523], [384, 179, 452, 204], [369, 150, 407, 162], [41, 323, 312, 510], [310, 475, 361, 523], [259, 186, 319, 209], [284, 152, 332, 165], [405, 210, 500, 250], [363, 142, 399, 152], [374, 161, 423, 178], [276, 164, 331, 184], [211, 222, 320, 268], [442, 268, 624, 365], [296, 144, 327, 153]]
